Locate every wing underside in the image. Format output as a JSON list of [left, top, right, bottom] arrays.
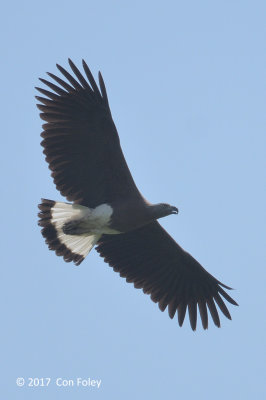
[[96, 221, 238, 330], [36, 59, 142, 208]]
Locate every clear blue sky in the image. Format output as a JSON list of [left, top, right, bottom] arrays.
[[2, 0, 265, 398]]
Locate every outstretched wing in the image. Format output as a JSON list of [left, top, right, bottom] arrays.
[[96, 221, 238, 330], [36, 59, 142, 207]]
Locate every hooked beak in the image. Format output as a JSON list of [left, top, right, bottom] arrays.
[[171, 206, 179, 215]]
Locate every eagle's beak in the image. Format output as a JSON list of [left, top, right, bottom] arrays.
[[171, 206, 179, 215]]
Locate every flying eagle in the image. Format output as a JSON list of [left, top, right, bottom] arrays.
[[37, 59, 238, 330]]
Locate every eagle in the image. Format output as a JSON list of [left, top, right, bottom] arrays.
[[37, 59, 237, 330]]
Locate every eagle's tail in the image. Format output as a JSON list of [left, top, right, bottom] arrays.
[[38, 199, 100, 265]]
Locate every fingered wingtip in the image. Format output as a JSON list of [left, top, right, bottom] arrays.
[[68, 58, 75, 67]]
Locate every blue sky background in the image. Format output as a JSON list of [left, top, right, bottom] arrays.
[[2, 0, 265, 398]]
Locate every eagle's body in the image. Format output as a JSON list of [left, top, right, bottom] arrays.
[[37, 59, 237, 330]]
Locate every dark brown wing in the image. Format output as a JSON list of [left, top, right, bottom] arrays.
[[96, 221, 238, 330], [36, 59, 142, 207]]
